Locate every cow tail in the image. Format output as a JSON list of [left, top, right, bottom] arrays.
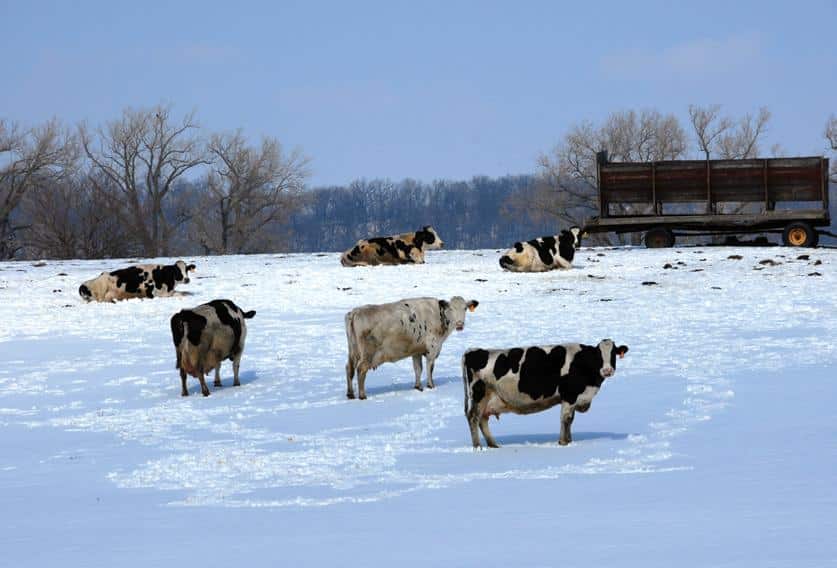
[[170, 312, 184, 370], [345, 311, 356, 363]]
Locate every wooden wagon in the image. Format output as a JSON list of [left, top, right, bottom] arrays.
[[582, 152, 831, 247]]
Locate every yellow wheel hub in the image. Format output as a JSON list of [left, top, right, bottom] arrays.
[[788, 228, 807, 246]]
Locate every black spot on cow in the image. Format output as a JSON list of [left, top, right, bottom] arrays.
[[394, 239, 415, 259], [171, 310, 207, 347], [471, 379, 486, 405], [111, 266, 145, 294], [493, 348, 524, 379], [464, 349, 490, 373], [557, 345, 606, 404], [528, 236, 556, 265], [152, 265, 182, 291], [368, 237, 400, 260], [208, 299, 243, 357], [514, 242, 524, 253], [349, 245, 361, 259], [415, 227, 436, 247], [558, 230, 577, 263], [79, 284, 91, 300], [517, 346, 565, 400]]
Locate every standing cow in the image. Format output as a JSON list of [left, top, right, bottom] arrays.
[[170, 299, 256, 397], [345, 296, 479, 399], [340, 226, 444, 267], [79, 260, 196, 302], [498, 227, 582, 272], [462, 339, 628, 448]]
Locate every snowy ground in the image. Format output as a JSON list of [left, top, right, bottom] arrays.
[[1, 246, 835, 567]]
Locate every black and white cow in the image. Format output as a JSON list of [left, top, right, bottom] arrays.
[[170, 299, 256, 397], [498, 227, 582, 272], [340, 226, 444, 267], [79, 260, 196, 302], [462, 339, 629, 448]]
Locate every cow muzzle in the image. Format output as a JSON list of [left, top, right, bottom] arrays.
[[601, 367, 614, 378], [455, 323, 464, 331]]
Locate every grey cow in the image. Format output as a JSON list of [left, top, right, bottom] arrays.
[[345, 296, 479, 399]]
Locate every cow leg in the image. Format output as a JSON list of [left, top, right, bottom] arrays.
[[559, 402, 575, 446], [412, 355, 423, 391], [466, 406, 481, 448], [214, 365, 222, 388], [345, 356, 356, 399], [232, 355, 241, 387], [479, 417, 500, 448], [357, 363, 369, 400], [198, 374, 211, 397], [425, 355, 437, 389], [180, 369, 189, 397]]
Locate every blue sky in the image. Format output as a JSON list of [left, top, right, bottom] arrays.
[[1, 0, 834, 185]]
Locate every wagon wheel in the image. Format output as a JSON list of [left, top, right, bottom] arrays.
[[644, 227, 675, 249], [782, 222, 818, 247]]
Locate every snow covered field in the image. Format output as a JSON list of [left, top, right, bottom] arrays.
[[1, 247, 835, 567]]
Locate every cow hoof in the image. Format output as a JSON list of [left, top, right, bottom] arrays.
[[359, 394, 367, 400], [558, 439, 570, 446], [487, 442, 500, 449], [414, 386, 423, 392], [346, 392, 355, 400], [233, 382, 240, 387], [181, 392, 189, 397], [214, 383, 222, 388], [426, 384, 435, 390], [202, 391, 211, 397]]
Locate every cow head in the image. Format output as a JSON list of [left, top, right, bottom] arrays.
[[175, 260, 196, 284], [569, 226, 582, 249], [78, 272, 109, 302], [596, 339, 629, 378], [440, 296, 479, 332], [559, 227, 581, 251], [416, 226, 444, 250]]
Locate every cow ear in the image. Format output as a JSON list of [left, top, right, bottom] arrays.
[[468, 300, 479, 312], [187, 263, 196, 272], [617, 345, 629, 358]]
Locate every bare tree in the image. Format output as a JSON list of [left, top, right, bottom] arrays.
[[688, 104, 772, 159], [689, 104, 732, 160], [80, 105, 208, 257], [193, 131, 309, 254], [0, 119, 77, 258], [515, 109, 687, 232], [716, 107, 771, 159], [22, 169, 134, 259]]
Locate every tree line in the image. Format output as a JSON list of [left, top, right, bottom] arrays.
[[2, 105, 835, 259]]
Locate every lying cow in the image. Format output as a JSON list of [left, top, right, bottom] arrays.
[[462, 339, 628, 448], [345, 296, 479, 399], [498, 227, 582, 272], [170, 299, 256, 397], [340, 226, 444, 267], [79, 260, 196, 302]]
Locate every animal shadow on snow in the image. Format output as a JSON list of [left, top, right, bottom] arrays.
[[363, 374, 457, 397], [495, 432, 629, 446], [183, 370, 258, 396]]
